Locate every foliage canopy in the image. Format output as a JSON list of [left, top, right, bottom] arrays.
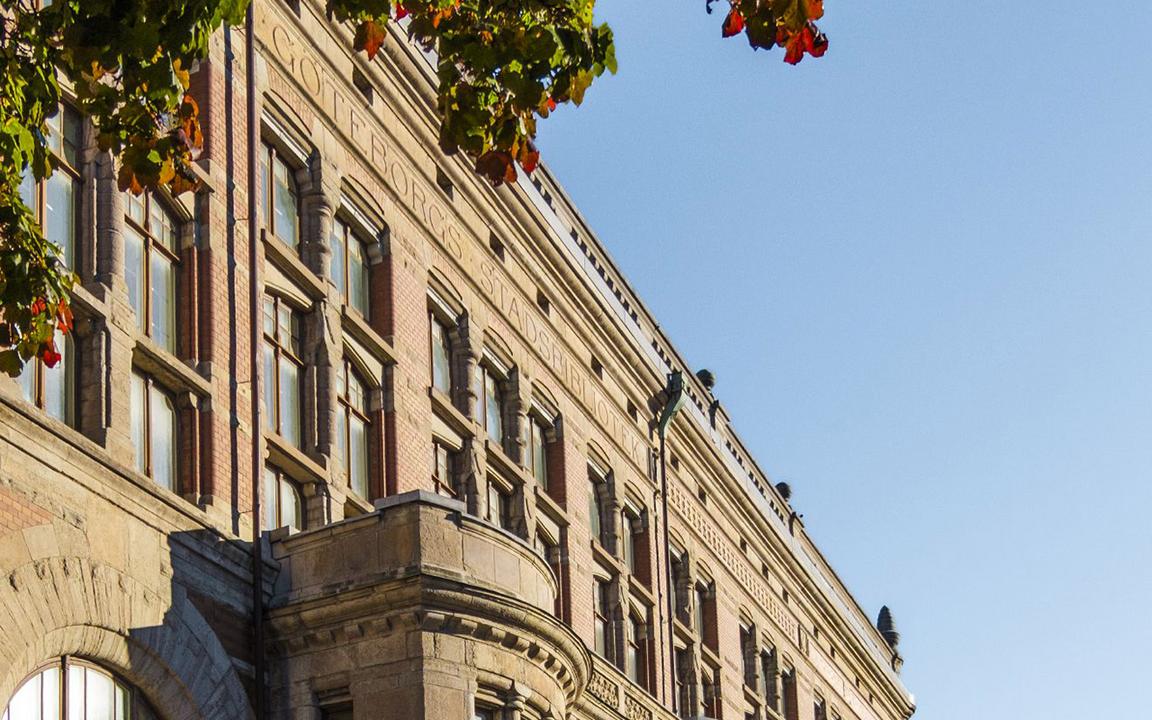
[[0, 0, 827, 374]]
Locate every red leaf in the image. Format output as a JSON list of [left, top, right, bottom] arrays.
[[547, 97, 557, 111], [354, 20, 387, 61], [809, 28, 829, 57], [475, 151, 517, 187], [722, 8, 745, 38], [520, 147, 540, 174], [394, 3, 408, 19], [806, 0, 824, 20], [41, 341, 60, 368]]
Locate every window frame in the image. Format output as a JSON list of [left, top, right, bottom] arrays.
[[260, 141, 301, 249], [21, 103, 83, 272], [263, 465, 305, 532], [123, 189, 181, 353], [330, 215, 371, 317], [2, 657, 159, 720], [475, 359, 507, 446], [335, 357, 371, 499], [262, 294, 304, 447], [17, 329, 75, 426], [130, 370, 179, 492]]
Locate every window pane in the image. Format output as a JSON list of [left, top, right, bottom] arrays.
[[16, 356, 36, 406], [150, 251, 176, 352], [67, 664, 83, 720], [7, 672, 40, 720], [85, 666, 115, 719], [149, 198, 177, 252], [430, 320, 451, 394], [60, 106, 82, 167], [279, 359, 300, 447], [114, 683, 129, 720], [150, 386, 176, 491], [282, 479, 302, 531], [330, 221, 346, 297], [263, 345, 276, 433], [349, 240, 368, 316], [335, 408, 347, 477], [273, 157, 298, 248], [42, 331, 72, 424], [126, 191, 146, 227], [260, 148, 270, 230], [350, 416, 367, 498], [484, 370, 502, 443], [262, 468, 278, 531], [42, 666, 60, 720], [18, 170, 34, 209], [131, 373, 147, 475], [124, 226, 146, 328], [532, 421, 547, 489], [45, 171, 75, 268]]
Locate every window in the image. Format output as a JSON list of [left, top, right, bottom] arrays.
[[780, 669, 797, 720], [130, 371, 177, 491], [124, 191, 179, 352], [432, 439, 458, 497], [260, 142, 299, 248], [589, 463, 609, 547], [475, 362, 506, 444], [695, 580, 718, 651], [3, 658, 159, 720], [262, 295, 302, 447], [330, 217, 370, 316], [671, 548, 690, 622], [674, 648, 693, 719], [740, 623, 757, 688], [622, 507, 646, 577], [486, 479, 513, 531], [263, 466, 304, 531], [593, 578, 611, 658], [526, 413, 550, 490], [335, 359, 369, 499], [760, 647, 779, 711], [814, 698, 828, 720], [17, 330, 74, 425], [473, 708, 499, 720], [536, 531, 563, 618], [701, 665, 722, 719], [626, 611, 650, 690], [429, 314, 453, 395], [20, 105, 82, 270]]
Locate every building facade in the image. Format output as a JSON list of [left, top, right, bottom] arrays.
[[0, 2, 916, 720]]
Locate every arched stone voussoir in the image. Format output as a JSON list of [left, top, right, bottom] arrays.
[[0, 556, 252, 720]]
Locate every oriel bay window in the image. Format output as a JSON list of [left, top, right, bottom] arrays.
[[263, 466, 304, 532], [260, 142, 300, 249], [330, 217, 370, 316], [335, 358, 369, 499], [20, 104, 82, 270], [130, 371, 177, 492], [263, 295, 303, 447], [124, 190, 179, 352]]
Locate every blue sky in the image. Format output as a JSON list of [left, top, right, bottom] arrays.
[[535, 1, 1152, 718]]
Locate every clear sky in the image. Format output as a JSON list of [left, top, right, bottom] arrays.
[[534, 2, 1152, 718]]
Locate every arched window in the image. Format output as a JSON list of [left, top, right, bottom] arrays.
[[3, 659, 159, 720], [335, 359, 370, 499]]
